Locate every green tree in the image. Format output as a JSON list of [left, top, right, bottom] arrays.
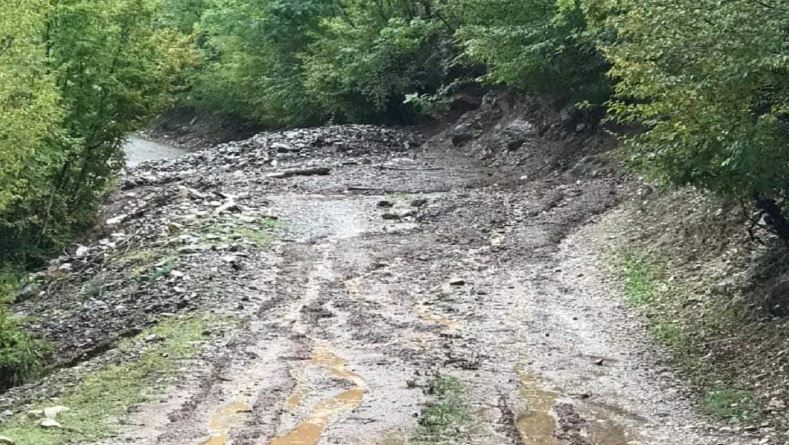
[[598, 0, 789, 239], [453, 0, 610, 103], [0, 1, 62, 223]]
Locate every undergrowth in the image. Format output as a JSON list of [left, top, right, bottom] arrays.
[[0, 264, 48, 390], [618, 251, 757, 423]]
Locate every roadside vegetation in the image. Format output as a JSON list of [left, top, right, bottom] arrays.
[[412, 375, 471, 445], [0, 314, 227, 445], [608, 189, 789, 428]]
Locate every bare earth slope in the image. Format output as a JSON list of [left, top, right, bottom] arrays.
[[1, 118, 771, 444]]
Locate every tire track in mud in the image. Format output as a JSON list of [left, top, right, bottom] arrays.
[[100, 144, 766, 445]]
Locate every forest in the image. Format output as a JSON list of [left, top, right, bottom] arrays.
[[0, 0, 787, 422]]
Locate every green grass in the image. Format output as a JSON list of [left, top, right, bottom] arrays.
[[0, 314, 227, 445], [703, 388, 756, 421], [412, 375, 470, 445], [617, 250, 763, 424], [621, 253, 657, 306]]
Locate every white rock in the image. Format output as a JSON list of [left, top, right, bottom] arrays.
[[43, 406, 70, 419], [26, 410, 44, 419], [0, 435, 15, 444], [75, 246, 90, 258], [39, 418, 62, 429], [106, 214, 127, 225]]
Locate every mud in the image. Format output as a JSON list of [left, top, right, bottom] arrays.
[[0, 106, 775, 444]]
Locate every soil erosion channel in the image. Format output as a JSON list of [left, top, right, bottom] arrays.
[[52, 126, 764, 444]]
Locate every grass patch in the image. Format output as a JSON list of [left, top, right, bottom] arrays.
[[703, 388, 756, 421], [621, 253, 657, 306], [412, 375, 470, 445], [616, 250, 764, 424], [0, 314, 228, 445]]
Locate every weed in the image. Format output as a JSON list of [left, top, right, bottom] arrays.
[[0, 314, 228, 445], [79, 278, 103, 299], [621, 253, 657, 306], [412, 375, 470, 445], [136, 256, 179, 283], [703, 388, 755, 422]]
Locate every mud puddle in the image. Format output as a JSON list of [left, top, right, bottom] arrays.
[[201, 401, 251, 445], [517, 371, 564, 445], [272, 346, 368, 445], [516, 368, 633, 445]]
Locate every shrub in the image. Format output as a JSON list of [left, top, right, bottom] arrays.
[[0, 308, 48, 390], [598, 0, 789, 240]]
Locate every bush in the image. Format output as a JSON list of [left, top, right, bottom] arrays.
[[453, 0, 610, 104], [0, 308, 48, 390], [598, 0, 789, 239], [303, 2, 456, 123]]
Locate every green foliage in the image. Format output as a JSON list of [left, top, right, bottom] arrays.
[[0, 0, 196, 262], [703, 388, 756, 422], [303, 1, 455, 122], [621, 253, 656, 306], [599, 0, 789, 220], [0, 308, 48, 390], [453, 0, 610, 103]]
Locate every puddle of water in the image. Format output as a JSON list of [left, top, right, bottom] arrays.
[[579, 404, 634, 445], [516, 368, 636, 445], [271, 346, 367, 445], [517, 371, 564, 445], [285, 365, 308, 411], [201, 400, 250, 445], [416, 303, 459, 332]]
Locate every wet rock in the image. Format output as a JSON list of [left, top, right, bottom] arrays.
[[74, 246, 90, 258], [377, 200, 394, 208], [502, 118, 537, 150], [449, 123, 476, 146], [382, 213, 401, 221], [26, 410, 44, 419], [410, 198, 428, 208]]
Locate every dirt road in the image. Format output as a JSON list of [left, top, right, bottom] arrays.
[[2, 123, 766, 445], [94, 125, 762, 445]]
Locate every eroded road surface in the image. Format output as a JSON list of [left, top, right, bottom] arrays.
[[11, 124, 764, 444]]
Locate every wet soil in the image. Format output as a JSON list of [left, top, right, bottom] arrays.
[[1, 120, 772, 444]]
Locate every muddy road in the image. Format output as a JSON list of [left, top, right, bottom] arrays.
[[104, 126, 759, 445], [3, 124, 765, 445]]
